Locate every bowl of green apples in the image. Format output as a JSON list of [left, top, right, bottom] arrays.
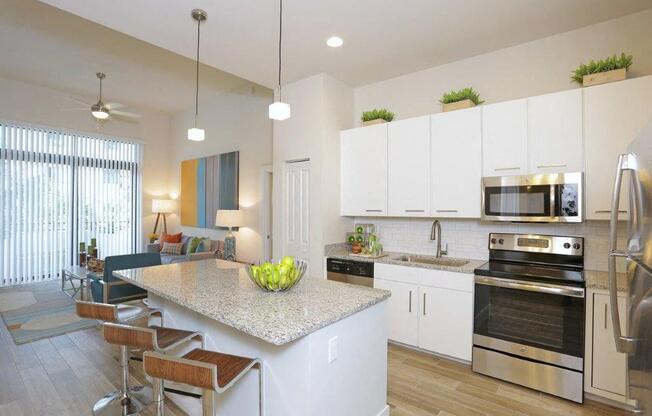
[[246, 256, 307, 292]]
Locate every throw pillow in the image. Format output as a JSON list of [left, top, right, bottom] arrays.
[[196, 238, 212, 253], [161, 232, 183, 244], [187, 237, 202, 254], [160, 242, 183, 255]]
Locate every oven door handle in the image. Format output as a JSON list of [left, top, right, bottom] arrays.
[[474, 275, 585, 298]]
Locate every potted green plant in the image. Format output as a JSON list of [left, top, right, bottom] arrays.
[[572, 53, 633, 87], [361, 108, 394, 126], [440, 88, 484, 112]]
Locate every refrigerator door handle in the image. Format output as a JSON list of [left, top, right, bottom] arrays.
[[608, 154, 638, 354]]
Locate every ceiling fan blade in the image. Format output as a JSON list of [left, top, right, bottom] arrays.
[[110, 110, 141, 120], [104, 102, 124, 110], [66, 96, 93, 106], [61, 107, 90, 111]]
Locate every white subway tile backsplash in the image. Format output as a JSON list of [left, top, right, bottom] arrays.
[[355, 218, 627, 272]]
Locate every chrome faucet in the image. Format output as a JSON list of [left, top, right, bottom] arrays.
[[429, 220, 448, 258]]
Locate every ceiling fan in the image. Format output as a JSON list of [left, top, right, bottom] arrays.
[[64, 72, 141, 123]]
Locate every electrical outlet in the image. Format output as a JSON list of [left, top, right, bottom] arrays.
[[328, 336, 338, 363]]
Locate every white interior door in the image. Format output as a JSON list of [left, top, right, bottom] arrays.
[[261, 167, 273, 262], [284, 160, 310, 270]]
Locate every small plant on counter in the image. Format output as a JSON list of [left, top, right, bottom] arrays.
[[572, 53, 633, 85], [361, 108, 395, 123], [440, 87, 484, 105]]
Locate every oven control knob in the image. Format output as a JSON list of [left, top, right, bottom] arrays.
[[563, 242, 571, 249], [498, 238, 504, 245], [573, 243, 581, 250], [490, 238, 497, 244]]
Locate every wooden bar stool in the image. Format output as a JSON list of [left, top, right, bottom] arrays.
[[143, 348, 264, 416], [75, 301, 163, 416], [102, 323, 204, 415]]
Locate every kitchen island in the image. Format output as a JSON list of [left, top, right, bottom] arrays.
[[114, 259, 391, 416]]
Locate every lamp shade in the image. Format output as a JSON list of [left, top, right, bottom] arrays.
[[215, 209, 243, 228], [152, 199, 176, 214]]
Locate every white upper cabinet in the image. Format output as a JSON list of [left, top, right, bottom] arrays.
[[340, 124, 388, 216], [528, 89, 583, 174], [482, 99, 528, 177], [431, 108, 482, 218], [387, 117, 430, 217], [584, 76, 652, 220]]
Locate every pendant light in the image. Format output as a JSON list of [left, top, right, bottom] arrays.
[[269, 0, 291, 121], [188, 9, 207, 141]]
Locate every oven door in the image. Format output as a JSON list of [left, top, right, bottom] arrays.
[[481, 173, 583, 222], [474, 275, 585, 370]]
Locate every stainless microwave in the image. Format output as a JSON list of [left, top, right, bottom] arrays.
[[481, 172, 583, 223]]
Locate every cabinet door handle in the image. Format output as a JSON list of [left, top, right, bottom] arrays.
[[595, 210, 628, 214], [404, 209, 425, 213], [365, 209, 382, 212], [494, 167, 520, 171], [537, 164, 567, 169], [604, 303, 608, 330], [408, 290, 412, 313], [436, 209, 458, 213], [423, 293, 427, 316]]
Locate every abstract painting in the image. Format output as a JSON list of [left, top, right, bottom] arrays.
[[180, 151, 239, 228]]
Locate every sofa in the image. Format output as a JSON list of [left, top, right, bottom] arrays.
[[147, 236, 225, 264]]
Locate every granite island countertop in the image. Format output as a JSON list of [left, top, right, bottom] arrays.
[[114, 259, 390, 346]]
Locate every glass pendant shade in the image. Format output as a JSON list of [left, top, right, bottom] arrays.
[[91, 110, 109, 120], [187, 127, 205, 141], [269, 101, 291, 121]]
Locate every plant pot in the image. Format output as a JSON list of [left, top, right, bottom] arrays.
[[362, 118, 388, 127], [582, 68, 627, 87], [442, 99, 475, 112]]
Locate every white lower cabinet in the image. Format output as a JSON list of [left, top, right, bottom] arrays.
[[417, 286, 473, 361], [588, 292, 627, 397], [374, 263, 473, 362], [374, 278, 419, 346]]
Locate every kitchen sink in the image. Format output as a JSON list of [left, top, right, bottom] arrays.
[[394, 255, 469, 267]]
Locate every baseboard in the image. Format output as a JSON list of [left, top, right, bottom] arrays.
[[585, 392, 636, 411], [376, 404, 390, 416]]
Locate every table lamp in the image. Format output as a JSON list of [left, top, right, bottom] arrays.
[[152, 199, 176, 234], [215, 209, 243, 261]]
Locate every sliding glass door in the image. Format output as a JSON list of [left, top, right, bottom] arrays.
[[0, 122, 142, 286]]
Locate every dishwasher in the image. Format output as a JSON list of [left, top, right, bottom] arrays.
[[326, 258, 374, 287]]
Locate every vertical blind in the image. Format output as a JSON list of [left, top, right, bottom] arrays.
[[0, 121, 142, 286]]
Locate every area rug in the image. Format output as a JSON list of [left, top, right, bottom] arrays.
[[0, 281, 98, 344]]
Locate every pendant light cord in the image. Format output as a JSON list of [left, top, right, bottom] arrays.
[[195, 17, 201, 127], [278, 0, 283, 101]]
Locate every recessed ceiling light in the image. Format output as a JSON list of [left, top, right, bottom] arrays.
[[326, 36, 343, 48]]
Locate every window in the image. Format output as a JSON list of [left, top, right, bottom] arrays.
[[0, 122, 142, 286]]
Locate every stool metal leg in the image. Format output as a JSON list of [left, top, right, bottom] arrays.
[[153, 377, 165, 416], [258, 363, 265, 416], [202, 389, 216, 416], [92, 345, 153, 416]]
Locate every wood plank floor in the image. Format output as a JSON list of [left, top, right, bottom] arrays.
[[0, 320, 629, 415]]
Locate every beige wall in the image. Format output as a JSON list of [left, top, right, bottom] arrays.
[[166, 86, 273, 264], [0, 76, 172, 248], [272, 74, 354, 277], [354, 9, 652, 122]]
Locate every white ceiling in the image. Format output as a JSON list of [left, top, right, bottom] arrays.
[[37, 0, 652, 88], [0, 0, 261, 114]]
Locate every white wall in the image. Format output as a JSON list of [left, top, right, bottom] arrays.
[[354, 9, 652, 122], [0, 76, 172, 248], [167, 86, 273, 264], [272, 74, 355, 276]]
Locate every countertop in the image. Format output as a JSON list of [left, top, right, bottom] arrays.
[[326, 248, 486, 275], [326, 247, 629, 292], [114, 259, 390, 346]]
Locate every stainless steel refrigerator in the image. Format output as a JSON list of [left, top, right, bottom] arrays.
[[608, 119, 652, 415]]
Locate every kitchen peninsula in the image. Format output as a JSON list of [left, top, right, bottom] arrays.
[[115, 259, 391, 416]]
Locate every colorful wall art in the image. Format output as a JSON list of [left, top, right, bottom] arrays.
[[180, 151, 239, 228]]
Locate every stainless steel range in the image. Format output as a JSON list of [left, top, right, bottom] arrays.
[[472, 233, 585, 403]]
